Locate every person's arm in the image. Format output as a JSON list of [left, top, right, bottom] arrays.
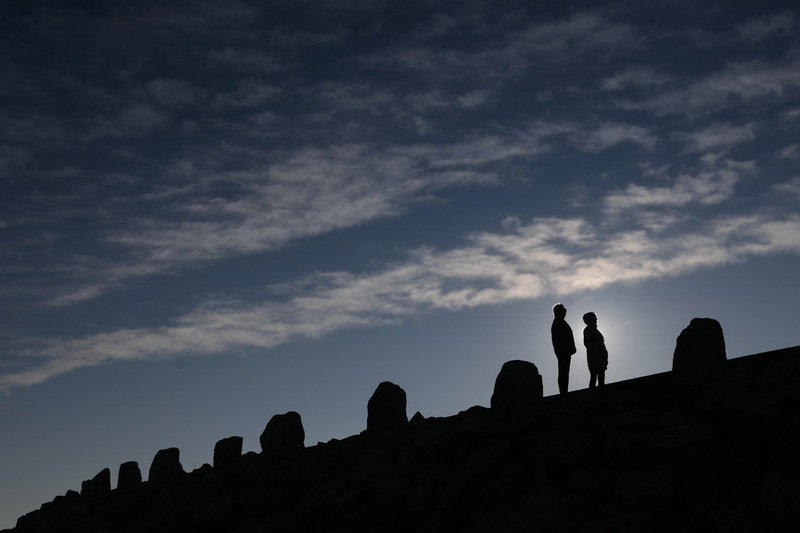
[[553, 322, 576, 355], [584, 328, 603, 352]]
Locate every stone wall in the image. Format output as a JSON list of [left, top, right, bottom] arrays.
[[7, 323, 800, 532]]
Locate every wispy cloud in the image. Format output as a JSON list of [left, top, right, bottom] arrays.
[[212, 80, 284, 109], [572, 122, 657, 153], [737, 11, 796, 43], [614, 59, 800, 116], [510, 12, 642, 59], [772, 176, 800, 199], [361, 11, 641, 81], [146, 78, 206, 107], [777, 144, 800, 160], [676, 122, 757, 153], [42, 117, 657, 306], [45, 130, 554, 305], [3, 2, 800, 394], [603, 157, 754, 215], [599, 68, 676, 91], [6, 206, 799, 391]]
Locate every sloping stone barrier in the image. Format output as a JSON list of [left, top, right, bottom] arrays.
[[8, 320, 800, 533]]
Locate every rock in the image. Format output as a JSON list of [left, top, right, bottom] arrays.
[[117, 461, 142, 490], [636, 411, 715, 463], [564, 468, 615, 510], [367, 381, 408, 434], [520, 484, 567, 531], [10, 344, 800, 533], [672, 318, 728, 395], [614, 464, 675, 509], [260, 411, 305, 458], [758, 347, 800, 401], [148, 447, 185, 483], [693, 357, 755, 418], [463, 502, 535, 533], [214, 436, 244, 469], [490, 360, 543, 419], [349, 448, 403, 486], [683, 443, 760, 522], [80, 468, 110, 500], [762, 446, 800, 532], [593, 507, 678, 533]]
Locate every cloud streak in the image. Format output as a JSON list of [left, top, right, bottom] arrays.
[[3, 2, 800, 394], [603, 157, 754, 215], [6, 198, 799, 391], [614, 58, 800, 116], [44, 119, 652, 306]]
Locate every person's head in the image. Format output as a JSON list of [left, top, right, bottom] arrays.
[[583, 312, 597, 326], [552, 303, 566, 319]]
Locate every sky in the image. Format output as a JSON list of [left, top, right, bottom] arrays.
[[1, 0, 800, 527]]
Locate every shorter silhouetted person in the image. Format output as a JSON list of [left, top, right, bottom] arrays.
[[583, 312, 608, 388], [551, 303, 576, 395]]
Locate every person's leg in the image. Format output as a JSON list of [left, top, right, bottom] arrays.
[[589, 370, 597, 388], [598, 370, 605, 387], [557, 356, 571, 394]]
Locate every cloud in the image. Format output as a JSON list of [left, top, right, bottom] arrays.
[[4, 2, 800, 393], [6, 207, 799, 391], [571, 122, 657, 153], [209, 46, 291, 73], [510, 12, 642, 58], [211, 81, 283, 109], [0, 111, 69, 146], [83, 104, 167, 141], [772, 177, 800, 199], [522, 120, 657, 154], [737, 12, 796, 42], [318, 81, 394, 111], [405, 89, 489, 112], [603, 157, 754, 215], [361, 11, 641, 80], [780, 107, 800, 125], [13, 115, 661, 308], [777, 144, 800, 160], [614, 59, 800, 116], [599, 69, 676, 91], [146, 78, 205, 107], [456, 90, 490, 109], [45, 129, 555, 306], [676, 122, 757, 153]]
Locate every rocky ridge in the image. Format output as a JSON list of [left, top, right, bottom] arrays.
[[7, 318, 800, 532]]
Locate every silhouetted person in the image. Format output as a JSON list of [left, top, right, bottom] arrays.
[[583, 312, 608, 388], [551, 303, 576, 395]]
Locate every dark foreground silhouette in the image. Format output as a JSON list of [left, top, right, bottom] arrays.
[[582, 311, 608, 389], [550, 303, 576, 395], [7, 318, 800, 532]]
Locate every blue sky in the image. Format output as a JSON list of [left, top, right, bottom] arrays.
[[2, 0, 800, 527]]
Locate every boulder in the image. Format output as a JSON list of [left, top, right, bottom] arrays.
[[148, 447, 185, 483], [213, 436, 244, 469], [683, 443, 761, 521], [490, 360, 543, 418], [260, 411, 305, 458], [367, 381, 408, 434], [117, 461, 142, 490], [614, 464, 675, 508], [80, 468, 110, 500], [762, 446, 800, 532], [520, 484, 567, 531], [672, 318, 728, 394]]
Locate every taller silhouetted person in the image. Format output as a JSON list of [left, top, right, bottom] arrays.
[[550, 303, 576, 395], [582, 312, 608, 388]]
